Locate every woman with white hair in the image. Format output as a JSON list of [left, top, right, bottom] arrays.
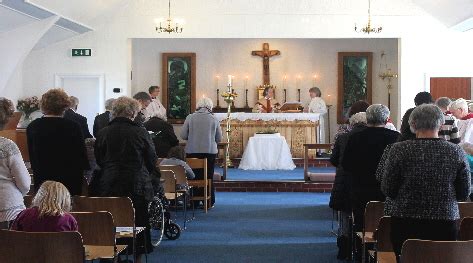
[[329, 112, 367, 260], [342, 104, 399, 236], [450, 98, 473, 143], [377, 104, 470, 261], [94, 96, 160, 261], [180, 97, 222, 206]]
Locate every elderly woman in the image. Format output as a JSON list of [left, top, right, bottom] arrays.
[[27, 89, 89, 195], [450, 98, 473, 143], [94, 96, 160, 261], [377, 104, 470, 260], [0, 98, 31, 229], [342, 104, 399, 233], [335, 100, 370, 139], [180, 97, 222, 206], [144, 113, 179, 158], [329, 112, 367, 260]]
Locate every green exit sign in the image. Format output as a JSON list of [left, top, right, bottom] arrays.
[[72, 49, 92, 56]]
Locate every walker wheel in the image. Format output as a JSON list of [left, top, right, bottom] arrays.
[[164, 222, 181, 240]]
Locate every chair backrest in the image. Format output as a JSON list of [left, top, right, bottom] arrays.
[[160, 170, 177, 193], [374, 216, 392, 252], [24, 195, 34, 208], [70, 211, 115, 246], [160, 164, 188, 186], [458, 202, 473, 220], [72, 196, 134, 227], [0, 230, 85, 263], [364, 201, 384, 233], [186, 158, 207, 171], [459, 217, 473, 241], [401, 239, 473, 263]]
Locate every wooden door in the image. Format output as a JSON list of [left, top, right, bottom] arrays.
[[430, 77, 471, 100]]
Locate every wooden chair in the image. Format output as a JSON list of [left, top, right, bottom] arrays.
[[72, 196, 146, 262], [159, 165, 190, 229], [0, 230, 85, 263], [160, 170, 184, 222], [70, 211, 127, 261], [370, 216, 396, 263], [400, 239, 473, 263], [303, 143, 332, 181], [356, 201, 384, 263], [186, 158, 211, 213], [459, 217, 473, 241]]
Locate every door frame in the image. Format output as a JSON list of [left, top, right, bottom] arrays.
[[54, 73, 106, 113]]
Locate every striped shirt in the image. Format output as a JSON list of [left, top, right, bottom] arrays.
[[439, 113, 460, 144]]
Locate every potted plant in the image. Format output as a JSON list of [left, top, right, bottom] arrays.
[[17, 96, 40, 128]]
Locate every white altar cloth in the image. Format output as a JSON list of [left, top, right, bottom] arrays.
[[239, 133, 296, 170], [214, 112, 325, 143]]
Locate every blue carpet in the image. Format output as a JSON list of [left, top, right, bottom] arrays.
[[150, 192, 342, 263], [215, 167, 335, 181]]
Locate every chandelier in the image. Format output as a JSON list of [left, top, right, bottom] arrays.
[[354, 0, 382, 34], [156, 0, 183, 34]]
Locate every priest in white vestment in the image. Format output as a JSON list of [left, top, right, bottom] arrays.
[[253, 87, 280, 113], [145, 86, 167, 121], [305, 87, 327, 114]]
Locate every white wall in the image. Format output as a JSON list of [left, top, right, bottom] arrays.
[[131, 38, 398, 140]]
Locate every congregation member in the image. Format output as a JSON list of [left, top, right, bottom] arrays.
[[94, 96, 159, 261], [377, 104, 470, 261], [342, 104, 399, 233], [160, 146, 196, 180], [132, 92, 152, 126], [398, 91, 433, 141], [93, 98, 115, 137], [335, 100, 370, 137], [435, 97, 460, 144], [305, 87, 327, 114], [449, 98, 473, 143], [144, 114, 179, 158], [253, 87, 281, 113], [63, 96, 93, 138], [11, 181, 78, 232], [180, 97, 222, 207], [27, 89, 89, 195], [0, 98, 31, 229], [329, 112, 367, 260], [145, 86, 167, 121]]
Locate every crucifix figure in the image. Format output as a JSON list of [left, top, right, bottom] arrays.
[[252, 43, 280, 85]]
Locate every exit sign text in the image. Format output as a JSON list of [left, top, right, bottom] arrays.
[[72, 49, 92, 56]]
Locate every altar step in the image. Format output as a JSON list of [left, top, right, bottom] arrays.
[[214, 180, 333, 193], [217, 157, 333, 168]]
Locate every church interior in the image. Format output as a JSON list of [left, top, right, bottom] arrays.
[[1, 0, 473, 262]]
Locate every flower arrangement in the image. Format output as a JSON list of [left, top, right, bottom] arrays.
[[17, 96, 40, 118], [256, 126, 279, 134]]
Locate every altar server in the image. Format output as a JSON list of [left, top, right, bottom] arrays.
[[306, 87, 327, 114]]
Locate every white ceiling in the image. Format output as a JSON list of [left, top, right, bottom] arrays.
[[1, 0, 472, 50]]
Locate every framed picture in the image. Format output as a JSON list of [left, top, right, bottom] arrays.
[[162, 53, 196, 124], [337, 52, 373, 124]]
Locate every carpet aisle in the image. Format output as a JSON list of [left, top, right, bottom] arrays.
[[150, 192, 343, 263]]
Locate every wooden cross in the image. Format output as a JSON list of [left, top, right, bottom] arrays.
[[252, 43, 280, 85]]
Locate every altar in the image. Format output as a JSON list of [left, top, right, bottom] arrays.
[[215, 112, 324, 159]]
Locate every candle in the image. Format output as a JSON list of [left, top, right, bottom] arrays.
[[244, 76, 249, 90], [312, 74, 317, 86], [296, 75, 302, 90], [283, 75, 287, 89], [215, 75, 220, 89], [227, 75, 232, 87]]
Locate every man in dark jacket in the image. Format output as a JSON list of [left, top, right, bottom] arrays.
[[94, 96, 160, 260], [398, 91, 433, 142], [342, 104, 399, 232], [144, 116, 179, 158], [64, 96, 93, 138], [93, 98, 115, 137]]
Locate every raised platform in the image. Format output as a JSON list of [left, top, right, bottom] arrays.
[[214, 180, 333, 193]]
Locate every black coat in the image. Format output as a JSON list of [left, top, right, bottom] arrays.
[[93, 111, 111, 138], [329, 125, 366, 211], [64, 109, 93, 138], [27, 117, 89, 195], [342, 127, 399, 208], [398, 108, 416, 142], [94, 117, 160, 201], [144, 117, 179, 158]]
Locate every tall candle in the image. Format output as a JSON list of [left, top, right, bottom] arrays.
[[312, 74, 317, 86], [227, 75, 232, 87], [215, 75, 220, 89]]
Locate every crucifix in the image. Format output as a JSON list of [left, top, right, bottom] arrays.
[[252, 43, 280, 85]]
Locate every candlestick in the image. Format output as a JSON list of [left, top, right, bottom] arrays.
[[216, 89, 221, 108], [245, 89, 249, 108], [284, 89, 287, 103], [297, 89, 301, 102]]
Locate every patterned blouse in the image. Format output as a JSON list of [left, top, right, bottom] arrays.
[[376, 138, 470, 220]]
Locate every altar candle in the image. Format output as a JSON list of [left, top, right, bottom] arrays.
[[215, 75, 220, 89], [227, 75, 232, 87], [283, 75, 287, 89], [312, 74, 317, 86], [244, 76, 249, 90]]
